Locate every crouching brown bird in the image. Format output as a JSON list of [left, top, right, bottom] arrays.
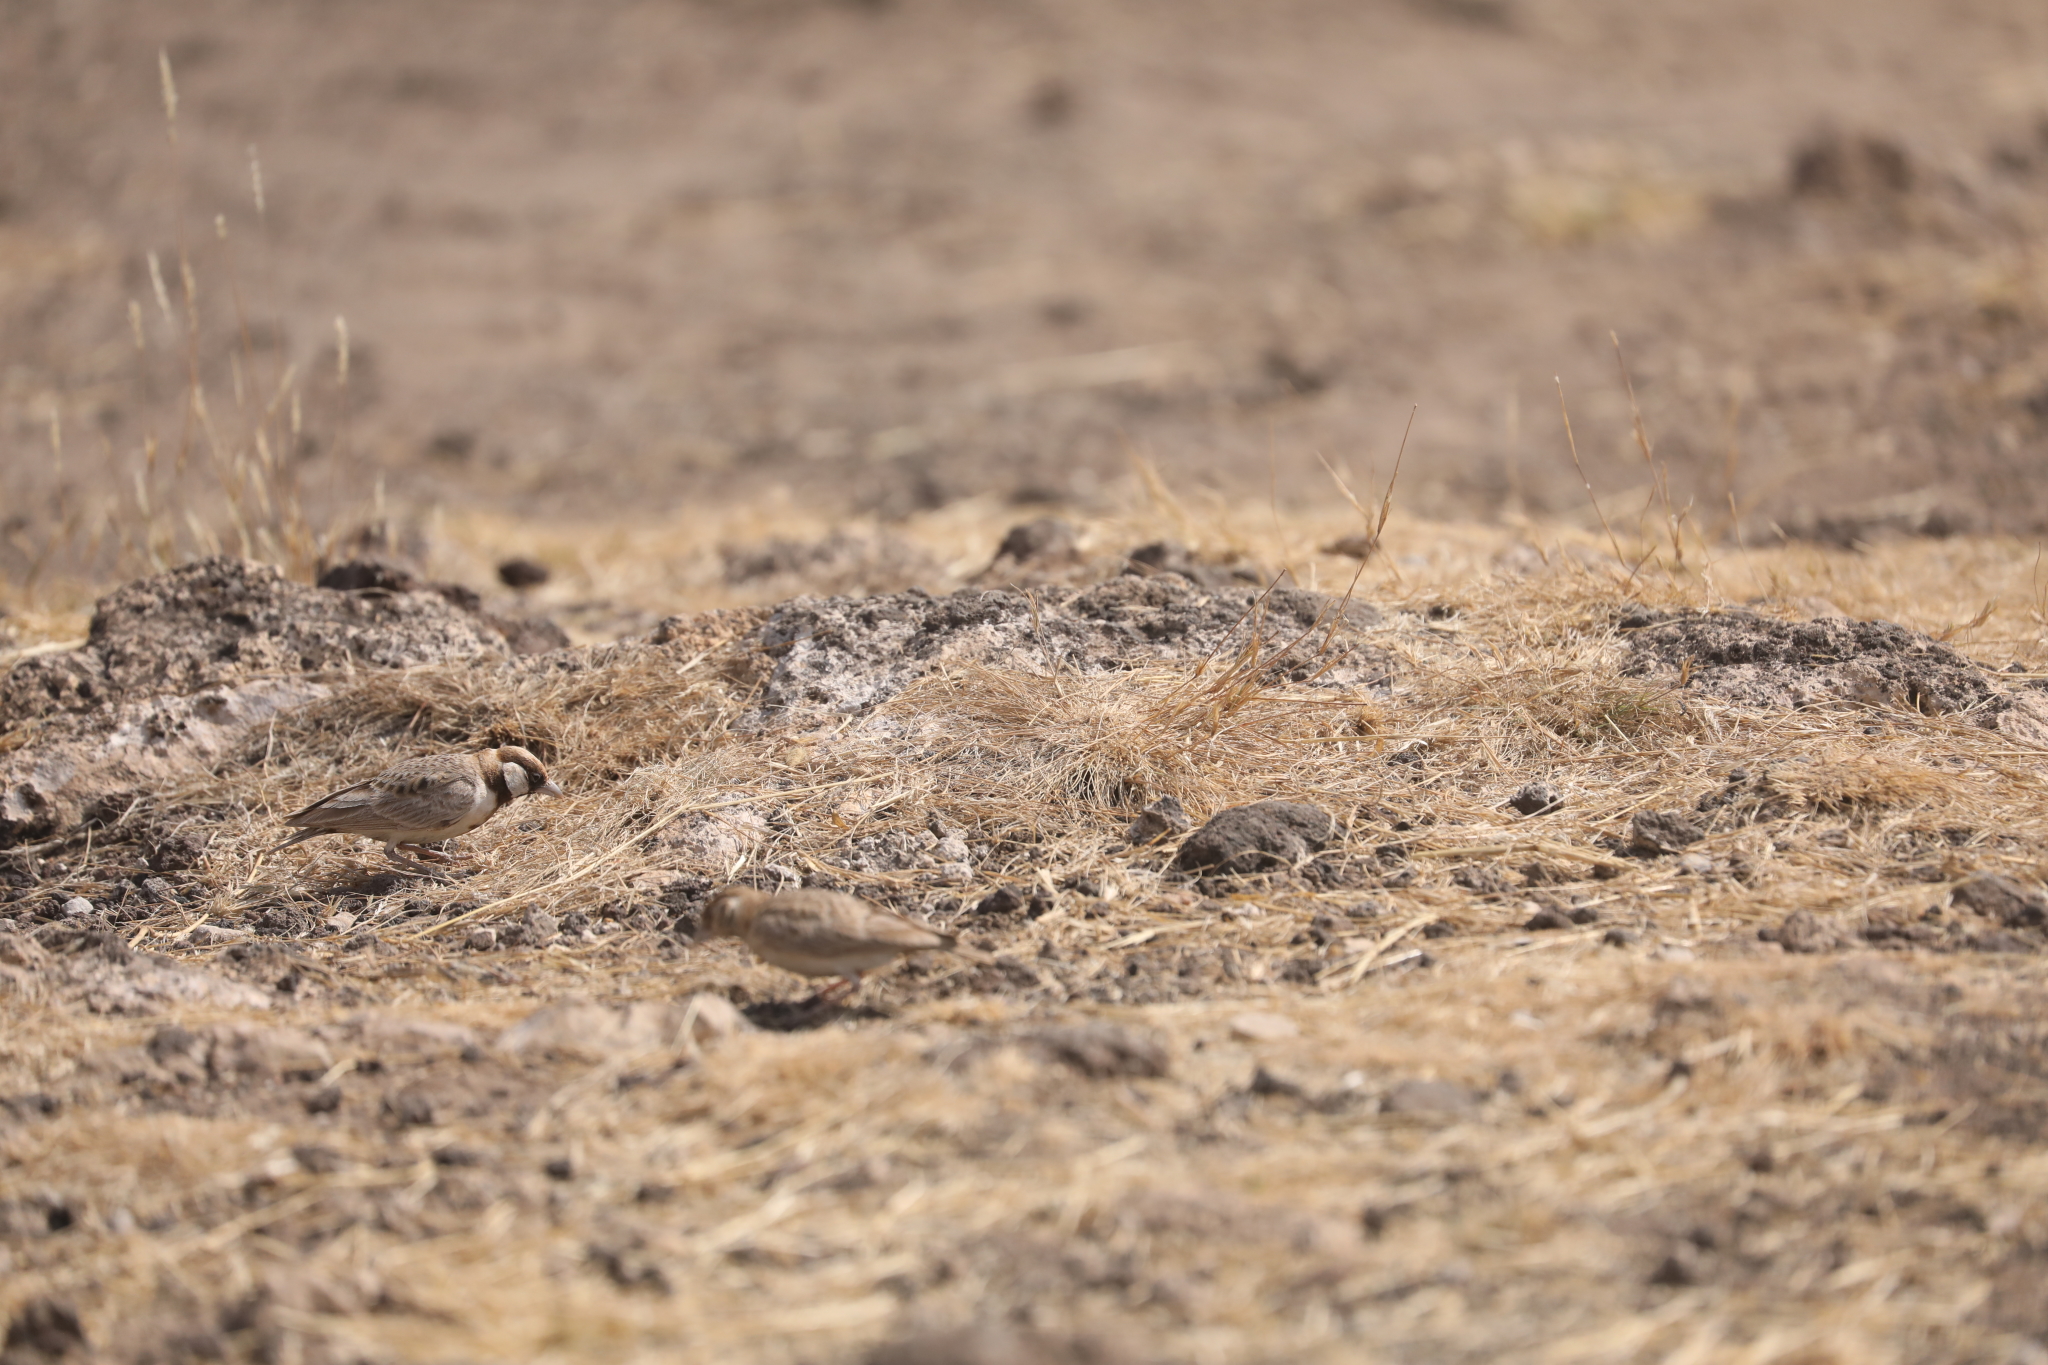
[[700, 885, 984, 998], [274, 745, 563, 874]]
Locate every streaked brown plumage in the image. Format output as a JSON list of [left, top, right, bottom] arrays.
[[700, 885, 976, 995], [274, 745, 563, 873]]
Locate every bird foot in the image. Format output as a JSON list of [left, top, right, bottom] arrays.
[[383, 845, 449, 877]]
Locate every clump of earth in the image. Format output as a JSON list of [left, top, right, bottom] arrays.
[[1621, 609, 2007, 715]]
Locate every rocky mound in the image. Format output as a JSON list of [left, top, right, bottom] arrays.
[[1, 559, 514, 847], [1620, 610, 2003, 714], [745, 575, 1387, 725], [3, 558, 508, 729]]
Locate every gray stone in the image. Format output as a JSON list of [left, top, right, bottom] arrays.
[[1173, 800, 1334, 875]]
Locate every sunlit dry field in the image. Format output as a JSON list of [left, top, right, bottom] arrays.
[[8, 2, 2048, 1362]]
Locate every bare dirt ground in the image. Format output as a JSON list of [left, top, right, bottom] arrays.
[[7, 3, 2048, 1364], [7, 0, 2048, 601]]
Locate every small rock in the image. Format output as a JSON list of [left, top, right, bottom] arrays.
[[1628, 810, 1704, 856], [1507, 782, 1562, 816], [1759, 909, 1837, 954], [182, 924, 252, 947], [146, 830, 212, 872], [1602, 926, 1635, 947], [1656, 976, 1716, 1015], [1676, 853, 1714, 876], [970, 887, 1026, 918], [1126, 795, 1191, 846], [317, 558, 418, 593], [1951, 873, 2048, 928], [1381, 1079, 1478, 1115], [61, 897, 94, 919], [1321, 532, 1378, 560], [496, 557, 551, 589], [382, 1089, 437, 1127], [1173, 800, 1335, 875], [203, 1023, 333, 1082], [1249, 1065, 1306, 1098], [1649, 1244, 1709, 1287], [990, 517, 1078, 566], [523, 908, 560, 947], [1523, 906, 1575, 931], [935, 861, 975, 886], [1019, 1022, 1169, 1078], [1229, 1011, 1300, 1042], [1568, 905, 1602, 925], [1451, 864, 1513, 895], [467, 927, 498, 952]]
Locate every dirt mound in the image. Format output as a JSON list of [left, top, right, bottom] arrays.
[[1621, 611, 1999, 714], [0, 558, 511, 848], [751, 575, 1386, 725], [3, 558, 506, 728]]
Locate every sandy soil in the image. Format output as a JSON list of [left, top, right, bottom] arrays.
[[5, 0, 2048, 588]]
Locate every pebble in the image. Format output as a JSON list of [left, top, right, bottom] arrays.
[[1381, 1078, 1478, 1115], [1676, 853, 1714, 876], [1229, 1011, 1300, 1042], [468, 927, 498, 952], [62, 897, 95, 918], [1507, 782, 1562, 816]]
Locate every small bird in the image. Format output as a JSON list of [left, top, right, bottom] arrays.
[[699, 885, 981, 998], [274, 745, 563, 873]]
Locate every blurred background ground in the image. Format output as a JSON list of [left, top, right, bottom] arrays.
[[5, 0, 2048, 618]]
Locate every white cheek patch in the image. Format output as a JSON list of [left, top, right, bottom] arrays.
[[501, 762, 531, 798]]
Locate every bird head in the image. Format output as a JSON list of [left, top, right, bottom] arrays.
[[699, 885, 760, 939], [495, 745, 564, 800]]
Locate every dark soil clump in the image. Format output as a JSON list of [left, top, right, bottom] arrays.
[[1173, 801, 1335, 876], [1622, 612, 1998, 714]]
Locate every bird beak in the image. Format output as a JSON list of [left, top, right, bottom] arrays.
[[537, 780, 565, 798]]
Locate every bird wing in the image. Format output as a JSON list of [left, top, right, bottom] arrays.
[[283, 756, 485, 836]]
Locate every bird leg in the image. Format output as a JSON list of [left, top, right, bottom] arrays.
[[381, 843, 447, 876], [807, 973, 862, 1007]]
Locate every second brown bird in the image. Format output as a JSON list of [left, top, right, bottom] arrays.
[[700, 885, 976, 996]]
